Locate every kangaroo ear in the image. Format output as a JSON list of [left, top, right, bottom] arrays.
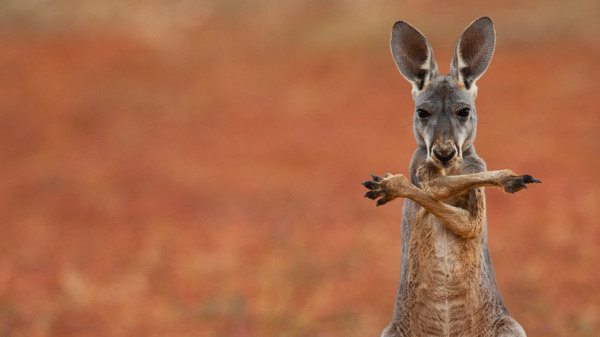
[[450, 17, 495, 92], [391, 21, 438, 94]]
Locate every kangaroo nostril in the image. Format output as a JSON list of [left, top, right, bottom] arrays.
[[433, 149, 456, 163]]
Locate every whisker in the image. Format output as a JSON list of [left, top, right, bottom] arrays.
[[401, 119, 415, 128]]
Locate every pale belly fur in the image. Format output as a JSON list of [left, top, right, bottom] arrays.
[[402, 212, 487, 336]]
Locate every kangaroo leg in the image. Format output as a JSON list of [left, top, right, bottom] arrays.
[[363, 173, 484, 238]]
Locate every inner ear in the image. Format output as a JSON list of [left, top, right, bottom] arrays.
[[450, 17, 495, 90], [391, 21, 438, 92]]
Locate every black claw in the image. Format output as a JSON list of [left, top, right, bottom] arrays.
[[364, 190, 383, 200], [520, 182, 527, 189], [363, 181, 380, 189], [523, 175, 542, 184], [371, 174, 383, 182], [376, 197, 389, 207], [506, 186, 514, 194]]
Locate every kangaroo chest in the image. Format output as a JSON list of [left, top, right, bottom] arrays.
[[403, 210, 486, 335]]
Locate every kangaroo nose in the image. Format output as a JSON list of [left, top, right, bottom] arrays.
[[433, 149, 456, 163]]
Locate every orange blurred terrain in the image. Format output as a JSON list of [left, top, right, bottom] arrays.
[[0, 1, 599, 336]]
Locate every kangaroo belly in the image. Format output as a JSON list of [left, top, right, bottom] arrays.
[[402, 212, 487, 336]]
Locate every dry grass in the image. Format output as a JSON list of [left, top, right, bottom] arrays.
[[0, 1, 598, 336]]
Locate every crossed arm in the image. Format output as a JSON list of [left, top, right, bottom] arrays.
[[362, 169, 540, 238]]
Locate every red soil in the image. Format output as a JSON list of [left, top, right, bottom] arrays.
[[0, 21, 598, 336]]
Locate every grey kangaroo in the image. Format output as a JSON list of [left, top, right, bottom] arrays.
[[362, 17, 540, 336]]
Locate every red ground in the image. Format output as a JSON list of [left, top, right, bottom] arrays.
[[0, 12, 599, 337]]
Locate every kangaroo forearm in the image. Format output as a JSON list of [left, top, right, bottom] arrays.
[[422, 170, 509, 201], [404, 186, 483, 238], [361, 169, 529, 239]]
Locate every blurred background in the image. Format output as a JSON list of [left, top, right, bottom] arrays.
[[0, 0, 599, 336]]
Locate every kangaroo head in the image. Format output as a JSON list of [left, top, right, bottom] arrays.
[[391, 17, 495, 169]]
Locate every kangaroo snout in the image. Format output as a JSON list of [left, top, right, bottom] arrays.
[[431, 141, 457, 166], [433, 148, 456, 163]]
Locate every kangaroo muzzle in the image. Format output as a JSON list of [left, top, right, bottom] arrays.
[[431, 140, 457, 167]]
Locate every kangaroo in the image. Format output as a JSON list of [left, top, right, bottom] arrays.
[[362, 17, 540, 336]]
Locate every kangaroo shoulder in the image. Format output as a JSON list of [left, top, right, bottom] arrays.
[[461, 152, 486, 174]]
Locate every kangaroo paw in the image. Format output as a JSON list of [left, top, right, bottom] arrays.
[[362, 173, 409, 206], [501, 174, 541, 194]]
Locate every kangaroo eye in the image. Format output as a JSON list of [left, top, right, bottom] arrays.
[[457, 108, 470, 118], [417, 109, 430, 119]]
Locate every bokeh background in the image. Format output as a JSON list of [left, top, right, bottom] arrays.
[[0, 0, 599, 336]]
